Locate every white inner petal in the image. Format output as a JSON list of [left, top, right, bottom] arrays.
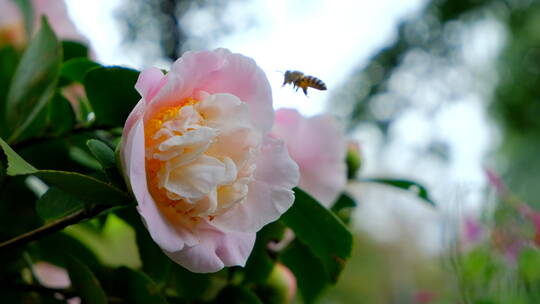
[[147, 92, 262, 217]]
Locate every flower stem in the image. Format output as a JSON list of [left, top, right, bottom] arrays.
[[0, 204, 115, 252]]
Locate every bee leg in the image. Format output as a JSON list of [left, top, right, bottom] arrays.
[[302, 87, 308, 95]]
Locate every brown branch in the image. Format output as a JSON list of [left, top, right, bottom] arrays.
[[0, 204, 114, 252]]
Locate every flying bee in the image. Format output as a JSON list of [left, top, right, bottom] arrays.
[[282, 70, 327, 96]]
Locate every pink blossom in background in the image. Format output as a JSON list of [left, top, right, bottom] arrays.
[[271, 108, 347, 208], [0, 0, 88, 47], [120, 49, 299, 273], [33, 262, 80, 304], [0, 0, 26, 47], [462, 216, 484, 246]]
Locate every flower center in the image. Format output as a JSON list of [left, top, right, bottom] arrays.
[[144, 93, 261, 227]]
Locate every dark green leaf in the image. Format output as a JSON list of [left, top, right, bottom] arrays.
[[47, 93, 76, 136], [17, 104, 49, 141], [66, 256, 107, 304], [5, 17, 62, 143], [84, 67, 140, 127], [36, 187, 84, 222], [35, 170, 128, 205], [61, 58, 100, 83], [115, 267, 168, 304], [86, 139, 116, 167], [31, 233, 100, 270], [331, 193, 357, 213], [0, 176, 42, 239], [281, 240, 328, 304], [281, 188, 352, 283], [244, 221, 286, 284], [0, 137, 129, 205], [116, 208, 172, 285], [87, 139, 124, 187], [360, 178, 436, 206], [0, 47, 19, 136], [169, 264, 213, 301], [62, 41, 88, 61], [214, 285, 262, 304], [331, 193, 357, 225]]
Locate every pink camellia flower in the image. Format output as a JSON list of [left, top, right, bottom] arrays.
[[271, 108, 346, 207], [0, 0, 88, 47], [120, 49, 299, 273]]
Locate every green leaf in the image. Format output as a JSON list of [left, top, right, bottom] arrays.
[[0, 136, 37, 175], [47, 93, 76, 136], [331, 193, 357, 225], [115, 267, 168, 304], [34, 170, 128, 205], [169, 264, 213, 301], [360, 178, 436, 206], [244, 221, 286, 284], [5, 17, 62, 143], [86, 138, 118, 168], [66, 256, 107, 304], [62, 41, 88, 61], [331, 193, 357, 212], [0, 176, 42, 238], [31, 233, 101, 270], [36, 187, 84, 222], [87, 139, 124, 187], [281, 188, 352, 283], [61, 58, 101, 83], [214, 286, 262, 304], [0, 47, 20, 136], [519, 248, 540, 283], [0, 137, 129, 205], [281, 240, 328, 304], [84, 67, 140, 127]]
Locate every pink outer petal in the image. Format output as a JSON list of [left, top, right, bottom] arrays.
[[135, 67, 167, 102], [121, 119, 197, 252], [147, 49, 274, 133], [272, 108, 347, 207], [122, 68, 167, 141], [211, 136, 300, 233], [164, 222, 256, 273]]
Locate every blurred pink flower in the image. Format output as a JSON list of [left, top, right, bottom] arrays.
[[414, 290, 436, 304], [33, 262, 80, 304], [462, 216, 484, 246], [0, 0, 88, 47], [0, 0, 26, 47], [484, 167, 508, 197], [120, 49, 299, 273], [271, 108, 346, 207]]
